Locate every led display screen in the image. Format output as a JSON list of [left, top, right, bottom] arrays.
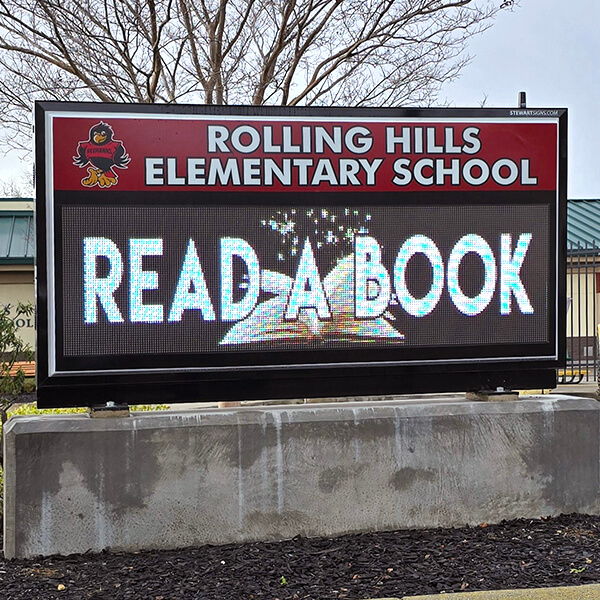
[[36, 104, 566, 407]]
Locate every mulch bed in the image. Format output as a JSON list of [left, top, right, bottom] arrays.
[[2, 513, 600, 600]]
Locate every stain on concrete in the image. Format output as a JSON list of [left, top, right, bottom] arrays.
[[518, 409, 600, 513], [431, 414, 471, 435], [389, 467, 436, 491], [319, 465, 366, 493], [238, 423, 276, 471], [291, 415, 396, 445]]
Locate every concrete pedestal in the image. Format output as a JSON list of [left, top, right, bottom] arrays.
[[4, 395, 600, 558]]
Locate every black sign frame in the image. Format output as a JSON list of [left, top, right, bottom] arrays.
[[35, 102, 567, 407]]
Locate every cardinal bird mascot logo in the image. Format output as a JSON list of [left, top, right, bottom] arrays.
[[73, 122, 130, 188]]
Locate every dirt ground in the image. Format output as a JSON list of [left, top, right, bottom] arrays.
[[1, 513, 600, 599]]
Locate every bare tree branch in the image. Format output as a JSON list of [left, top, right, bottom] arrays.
[[0, 0, 517, 154]]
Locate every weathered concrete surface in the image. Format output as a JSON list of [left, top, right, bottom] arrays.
[[4, 395, 600, 558], [400, 582, 600, 599]]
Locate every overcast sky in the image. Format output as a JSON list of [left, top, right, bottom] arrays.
[[441, 0, 600, 199], [0, 0, 597, 198]]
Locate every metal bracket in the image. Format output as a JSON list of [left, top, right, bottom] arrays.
[[465, 389, 519, 402], [88, 401, 130, 418]]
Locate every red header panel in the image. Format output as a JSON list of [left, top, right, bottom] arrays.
[[53, 118, 557, 193]]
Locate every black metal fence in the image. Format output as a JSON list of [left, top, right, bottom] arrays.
[[564, 241, 600, 383]]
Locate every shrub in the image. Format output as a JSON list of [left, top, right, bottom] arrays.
[[0, 302, 34, 424]]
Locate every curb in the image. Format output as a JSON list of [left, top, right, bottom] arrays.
[[365, 584, 600, 599]]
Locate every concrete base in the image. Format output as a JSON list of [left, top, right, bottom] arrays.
[[4, 395, 600, 558]]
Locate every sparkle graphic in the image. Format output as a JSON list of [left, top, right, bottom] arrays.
[[221, 207, 404, 345]]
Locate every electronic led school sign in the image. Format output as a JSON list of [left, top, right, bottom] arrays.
[[35, 103, 567, 408]]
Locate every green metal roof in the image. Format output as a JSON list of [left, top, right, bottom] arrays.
[[0, 212, 34, 264], [0, 199, 597, 262], [567, 199, 600, 255]]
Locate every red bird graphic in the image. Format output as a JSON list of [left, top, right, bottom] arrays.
[[73, 122, 130, 188]]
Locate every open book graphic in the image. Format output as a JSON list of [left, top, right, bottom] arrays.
[[220, 255, 404, 345]]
